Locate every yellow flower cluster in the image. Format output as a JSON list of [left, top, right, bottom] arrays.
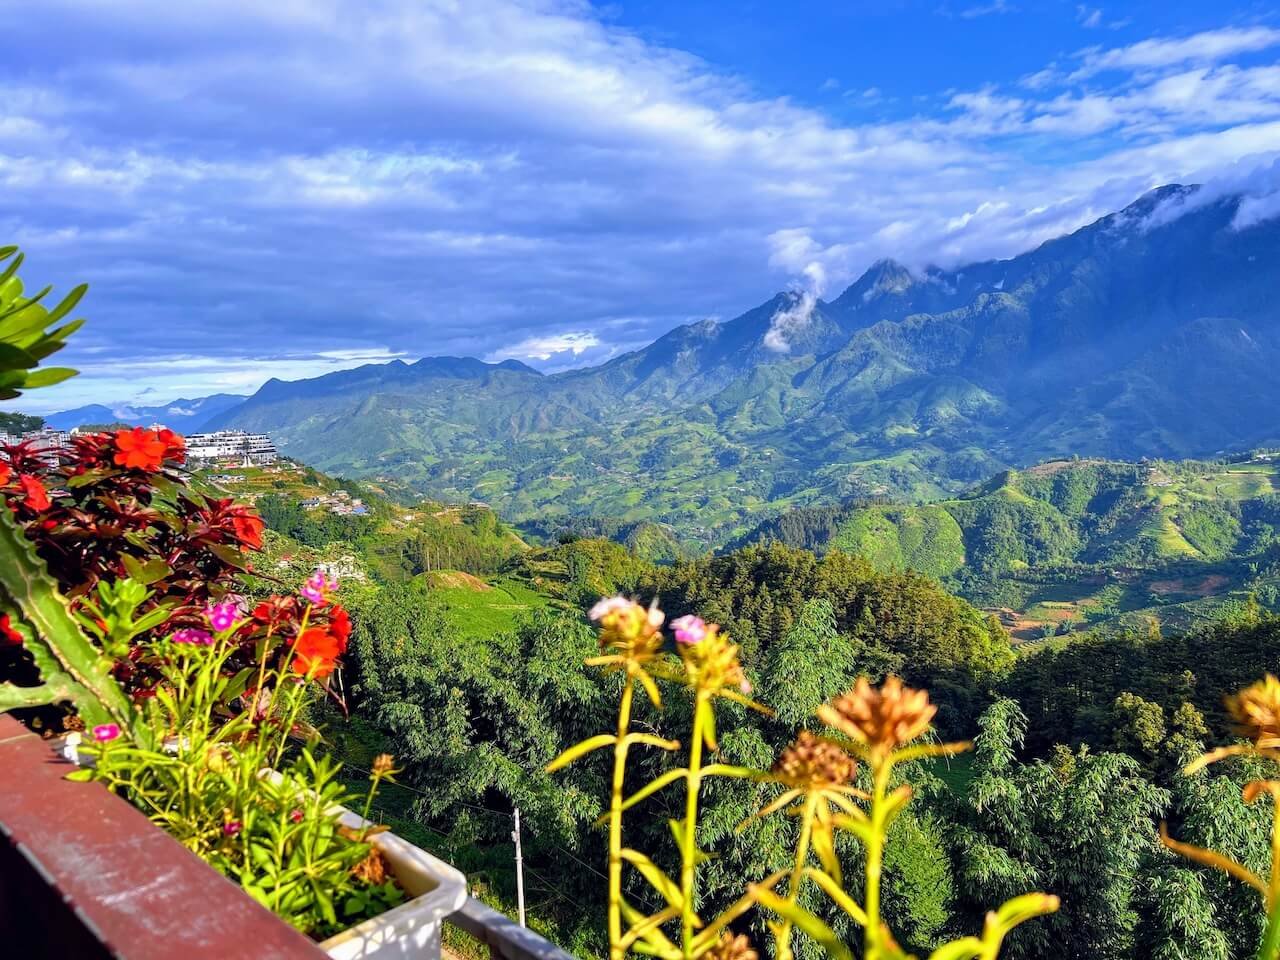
[[1227, 674, 1280, 747]]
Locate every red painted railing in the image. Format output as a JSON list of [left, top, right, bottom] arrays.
[[0, 714, 326, 959]]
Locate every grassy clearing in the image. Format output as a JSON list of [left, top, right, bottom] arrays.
[[929, 753, 976, 793], [431, 573, 550, 638]]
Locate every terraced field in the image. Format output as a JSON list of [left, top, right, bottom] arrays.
[[429, 574, 551, 638]]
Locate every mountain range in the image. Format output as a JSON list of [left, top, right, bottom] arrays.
[[46, 394, 246, 432], [55, 184, 1280, 547]]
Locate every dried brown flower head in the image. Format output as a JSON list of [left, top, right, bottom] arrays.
[[351, 847, 391, 885], [1227, 675, 1280, 747], [818, 676, 935, 757], [773, 731, 856, 789], [371, 753, 398, 779], [705, 932, 758, 960]]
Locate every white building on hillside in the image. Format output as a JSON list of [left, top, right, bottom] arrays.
[[0, 428, 73, 463], [185, 430, 278, 465]]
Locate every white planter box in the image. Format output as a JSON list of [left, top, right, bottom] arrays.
[[54, 734, 468, 960], [319, 804, 468, 960]]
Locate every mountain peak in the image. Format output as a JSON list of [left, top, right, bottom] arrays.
[[846, 258, 915, 303], [495, 358, 542, 374]]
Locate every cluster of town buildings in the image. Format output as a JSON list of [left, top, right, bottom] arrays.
[[300, 490, 369, 516], [0, 427, 75, 457], [0, 426, 278, 467]]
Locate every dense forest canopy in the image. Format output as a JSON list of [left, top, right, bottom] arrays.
[[254, 465, 1278, 960], [137, 459, 1280, 958]]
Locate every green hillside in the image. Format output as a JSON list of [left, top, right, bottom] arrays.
[[830, 504, 966, 579], [743, 455, 1280, 641]]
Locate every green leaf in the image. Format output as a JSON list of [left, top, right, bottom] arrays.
[[120, 554, 171, 586], [880, 785, 913, 830], [546, 733, 617, 772], [0, 509, 133, 730], [699, 763, 764, 780], [0, 343, 36, 368], [927, 939, 984, 960], [614, 768, 688, 818], [701, 703, 718, 749], [811, 823, 841, 887], [620, 848, 683, 909], [44, 283, 87, 325], [754, 887, 853, 960], [21, 366, 77, 388]]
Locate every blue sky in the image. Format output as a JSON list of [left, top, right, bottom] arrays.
[[5, 0, 1280, 413]]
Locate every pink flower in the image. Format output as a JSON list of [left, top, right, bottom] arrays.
[[671, 615, 708, 645], [289, 809, 304, 823], [301, 569, 337, 606], [92, 723, 121, 742], [172, 628, 214, 646], [223, 820, 242, 837], [589, 596, 635, 622], [206, 600, 240, 632]]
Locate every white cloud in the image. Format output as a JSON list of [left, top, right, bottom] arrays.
[[763, 230, 846, 353], [1077, 6, 1103, 29], [1071, 26, 1280, 79], [957, 0, 1016, 19], [488, 331, 603, 362]]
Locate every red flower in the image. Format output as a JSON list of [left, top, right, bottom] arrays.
[[0, 614, 23, 647], [18, 474, 50, 511], [230, 509, 265, 550], [328, 605, 351, 653], [157, 428, 186, 464], [0, 461, 10, 486], [113, 428, 167, 471], [292, 627, 341, 678]]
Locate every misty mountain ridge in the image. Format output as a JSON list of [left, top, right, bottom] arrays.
[[46, 393, 247, 432]]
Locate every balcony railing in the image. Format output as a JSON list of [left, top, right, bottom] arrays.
[[0, 715, 576, 960], [446, 898, 577, 960]]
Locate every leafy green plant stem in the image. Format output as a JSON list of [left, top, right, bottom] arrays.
[[1258, 910, 1280, 960], [1261, 800, 1280, 960], [863, 761, 892, 955], [609, 677, 636, 960], [776, 793, 820, 960], [681, 691, 711, 955]]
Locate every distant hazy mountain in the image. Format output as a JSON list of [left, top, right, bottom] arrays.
[[47, 393, 247, 432], [214, 185, 1280, 546]]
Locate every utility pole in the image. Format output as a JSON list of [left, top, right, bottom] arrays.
[[512, 807, 527, 927]]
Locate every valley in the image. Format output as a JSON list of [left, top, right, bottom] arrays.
[[742, 454, 1280, 642], [206, 446, 1280, 655]]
